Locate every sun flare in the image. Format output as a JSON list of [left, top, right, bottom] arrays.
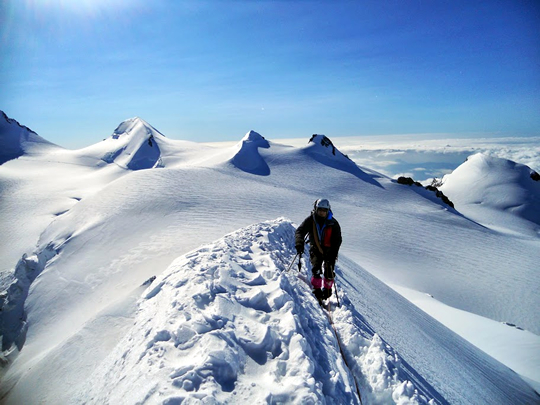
[[25, 0, 141, 16]]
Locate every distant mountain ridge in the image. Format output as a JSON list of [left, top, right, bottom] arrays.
[[1, 111, 38, 137], [5, 114, 537, 233], [0, 111, 59, 165]]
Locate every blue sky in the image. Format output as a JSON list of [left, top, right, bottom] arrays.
[[1, 0, 539, 148]]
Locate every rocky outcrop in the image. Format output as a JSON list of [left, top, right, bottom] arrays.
[[397, 176, 454, 208], [308, 134, 352, 161]]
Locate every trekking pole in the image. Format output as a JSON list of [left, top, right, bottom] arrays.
[[334, 275, 341, 307], [286, 252, 300, 272], [287, 235, 308, 273]]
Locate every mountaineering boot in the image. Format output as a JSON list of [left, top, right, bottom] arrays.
[[322, 278, 334, 299], [311, 276, 325, 305], [312, 288, 326, 308]]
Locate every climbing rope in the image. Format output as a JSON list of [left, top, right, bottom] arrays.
[[290, 256, 364, 404], [324, 295, 364, 405]]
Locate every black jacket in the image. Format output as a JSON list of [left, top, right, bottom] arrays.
[[295, 211, 342, 262]]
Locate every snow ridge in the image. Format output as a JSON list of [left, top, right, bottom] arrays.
[[304, 135, 383, 187], [77, 219, 436, 404], [0, 111, 39, 138], [0, 110, 58, 164], [103, 117, 165, 170], [230, 130, 271, 175]]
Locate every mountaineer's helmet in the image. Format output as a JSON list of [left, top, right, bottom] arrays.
[[314, 198, 331, 211]]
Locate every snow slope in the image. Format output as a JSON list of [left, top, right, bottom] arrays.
[[0, 128, 126, 295], [0, 117, 214, 281], [0, 111, 60, 165], [1, 117, 539, 403], [439, 153, 540, 236], [74, 220, 419, 404], [68, 219, 534, 405]]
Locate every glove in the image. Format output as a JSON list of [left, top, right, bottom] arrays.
[[296, 245, 304, 255]]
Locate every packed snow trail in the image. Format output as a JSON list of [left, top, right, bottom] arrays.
[[295, 249, 442, 405], [75, 219, 437, 405], [291, 258, 365, 403]]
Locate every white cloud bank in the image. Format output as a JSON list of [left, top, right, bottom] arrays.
[[276, 134, 540, 182]]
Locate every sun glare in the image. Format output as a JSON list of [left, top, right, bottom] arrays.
[[26, 0, 140, 16]]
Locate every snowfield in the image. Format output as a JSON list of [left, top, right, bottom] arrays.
[[1, 112, 539, 404], [76, 219, 436, 405], [439, 152, 540, 236]]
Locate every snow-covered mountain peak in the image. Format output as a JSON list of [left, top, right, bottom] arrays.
[[440, 153, 540, 234], [303, 134, 383, 186], [111, 116, 165, 140], [1, 111, 37, 134], [230, 130, 271, 175], [307, 134, 350, 160], [100, 117, 166, 170], [241, 130, 266, 143], [0, 110, 59, 164]]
